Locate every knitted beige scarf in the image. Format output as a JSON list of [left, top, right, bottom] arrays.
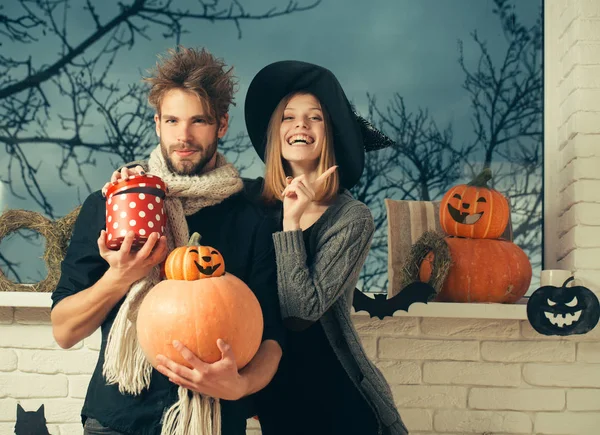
[[102, 144, 244, 435]]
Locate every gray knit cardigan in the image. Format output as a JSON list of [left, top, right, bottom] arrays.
[[271, 189, 408, 435]]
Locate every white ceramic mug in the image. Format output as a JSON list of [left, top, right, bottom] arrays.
[[540, 269, 573, 287]]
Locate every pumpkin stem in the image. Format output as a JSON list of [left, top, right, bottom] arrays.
[[188, 232, 202, 246], [562, 276, 575, 288], [467, 168, 492, 188]]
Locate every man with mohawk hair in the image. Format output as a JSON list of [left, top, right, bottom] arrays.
[[51, 46, 284, 435]]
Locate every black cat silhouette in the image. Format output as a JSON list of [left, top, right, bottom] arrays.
[[15, 404, 51, 435]]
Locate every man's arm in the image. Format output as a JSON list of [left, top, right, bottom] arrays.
[[51, 191, 168, 349], [237, 339, 282, 396], [52, 267, 133, 349], [52, 230, 167, 349]]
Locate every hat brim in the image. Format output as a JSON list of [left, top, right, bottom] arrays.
[[244, 60, 364, 189]]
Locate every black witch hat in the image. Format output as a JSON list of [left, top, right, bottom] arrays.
[[244, 60, 395, 189]]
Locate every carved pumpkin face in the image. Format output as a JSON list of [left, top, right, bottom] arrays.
[[439, 168, 509, 239], [527, 277, 600, 336], [164, 232, 225, 280], [193, 245, 224, 277]]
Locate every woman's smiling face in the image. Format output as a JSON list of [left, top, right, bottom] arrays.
[[279, 93, 325, 167]]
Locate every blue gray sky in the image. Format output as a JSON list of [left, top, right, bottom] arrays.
[[0, 0, 542, 284]]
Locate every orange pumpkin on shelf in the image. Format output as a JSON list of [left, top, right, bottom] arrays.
[[418, 168, 531, 303], [419, 237, 532, 303], [439, 168, 509, 239], [137, 241, 263, 370], [164, 232, 225, 280]]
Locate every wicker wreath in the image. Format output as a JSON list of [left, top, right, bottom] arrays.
[[399, 230, 452, 294], [0, 207, 81, 293]]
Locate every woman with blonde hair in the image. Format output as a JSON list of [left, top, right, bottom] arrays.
[[243, 60, 408, 435]]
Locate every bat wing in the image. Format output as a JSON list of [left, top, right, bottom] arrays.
[[387, 282, 437, 314], [353, 282, 436, 320]]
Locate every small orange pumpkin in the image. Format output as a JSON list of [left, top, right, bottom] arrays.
[[164, 232, 225, 280], [439, 168, 509, 239]]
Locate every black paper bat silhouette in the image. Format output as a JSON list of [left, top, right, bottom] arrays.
[[353, 281, 437, 320]]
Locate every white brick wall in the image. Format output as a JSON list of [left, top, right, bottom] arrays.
[[367, 316, 600, 435], [0, 308, 93, 435], [3, 1, 600, 434], [553, 0, 600, 293], [2, 310, 600, 435]]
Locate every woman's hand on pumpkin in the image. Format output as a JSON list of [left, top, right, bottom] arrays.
[[155, 339, 248, 401], [98, 230, 168, 287], [101, 165, 145, 197], [281, 166, 337, 230]]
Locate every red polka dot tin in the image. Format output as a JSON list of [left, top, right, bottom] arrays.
[[105, 174, 167, 250]]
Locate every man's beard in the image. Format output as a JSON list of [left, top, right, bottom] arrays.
[[161, 136, 218, 176]]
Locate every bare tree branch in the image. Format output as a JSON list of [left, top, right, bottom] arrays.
[[0, 0, 322, 218], [357, 0, 542, 292], [0, 1, 46, 44], [0, 0, 321, 100], [354, 95, 466, 291], [459, 0, 542, 254], [0, 251, 22, 282], [0, 0, 322, 282]]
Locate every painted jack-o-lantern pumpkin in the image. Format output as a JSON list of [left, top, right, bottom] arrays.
[[439, 168, 509, 239], [418, 168, 532, 303], [527, 277, 600, 336], [164, 232, 224, 280]]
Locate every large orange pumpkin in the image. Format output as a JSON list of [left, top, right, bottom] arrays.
[[439, 168, 509, 239], [136, 273, 264, 370], [164, 232, 225, 280], [419, 237, 532, 303]]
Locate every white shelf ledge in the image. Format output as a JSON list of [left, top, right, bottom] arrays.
[[0, 292, 53, 308], [1, 291, 528, 320], [351, 300, 528, 320]]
